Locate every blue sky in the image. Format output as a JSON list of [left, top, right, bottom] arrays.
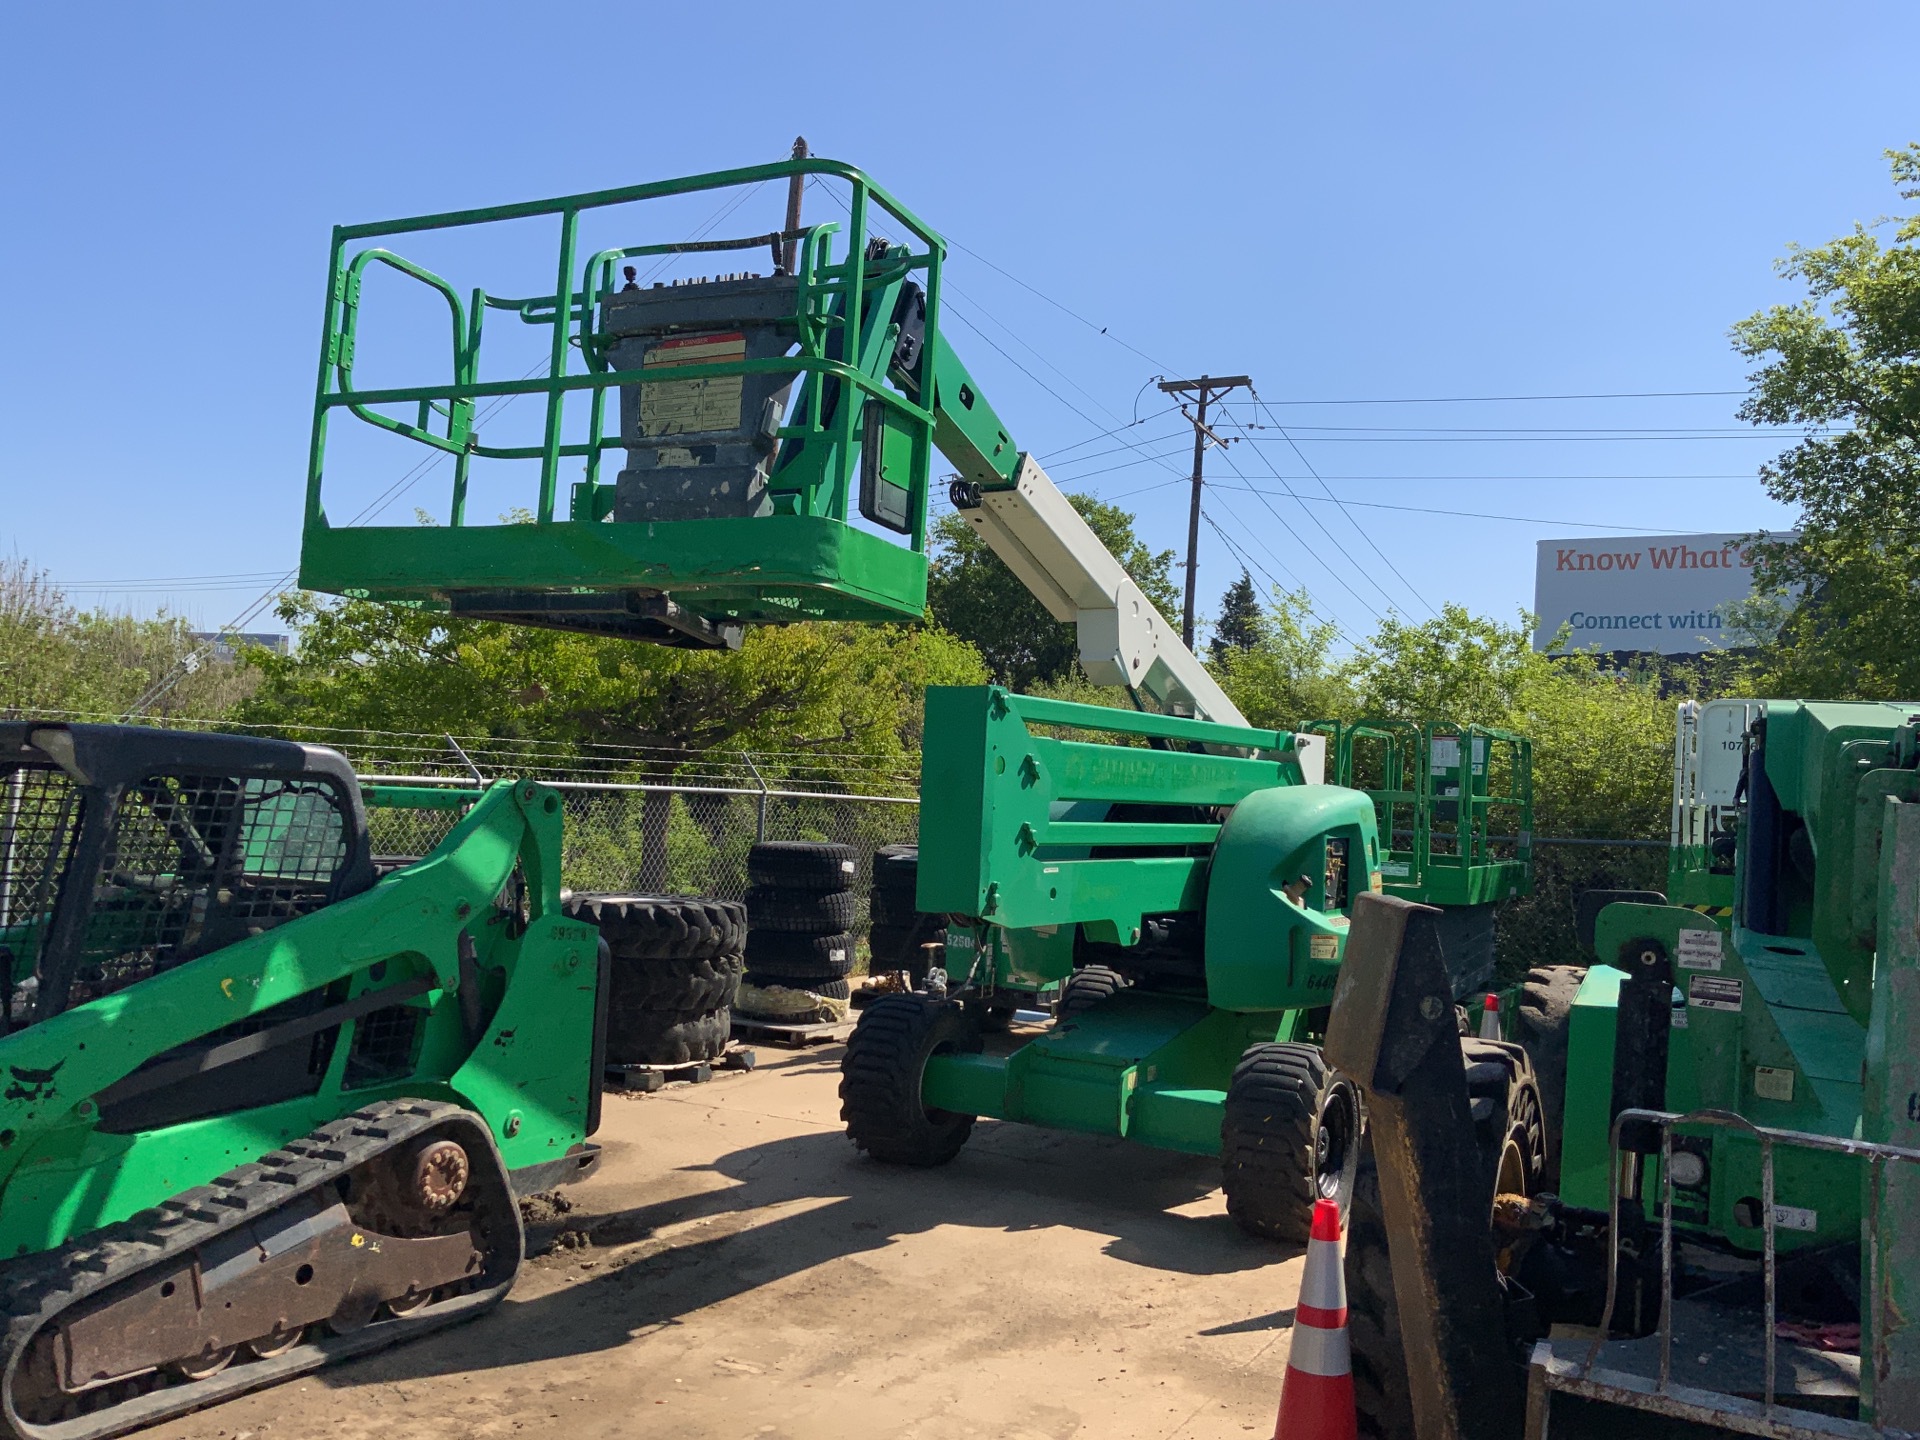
[[2, 1, 1912, 650]]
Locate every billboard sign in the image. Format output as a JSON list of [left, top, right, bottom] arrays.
[[1532, 533, 1789, 654]]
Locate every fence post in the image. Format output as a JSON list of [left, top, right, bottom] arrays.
[[443, 734, 487, 785], [742, 753, 770, 843]]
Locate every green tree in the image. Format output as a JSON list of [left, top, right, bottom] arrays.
[[1208, 570, 1265, 664], [1353, 604, 1550, 725], [0, 557, 258, 719], [1731, 144, 1920, 697], [924, 494, 1179, 690], [240, 595, 985, 886], [1211, 588, 1356, 727]]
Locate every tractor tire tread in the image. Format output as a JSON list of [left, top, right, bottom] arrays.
[[744, 929, 856, 978], [747, 841, 860, 892], [564, 893, 747, 961], [745, 886, 859, 934], [1220, 1041, 1326, 1245], [839, 995, 982, 1167]]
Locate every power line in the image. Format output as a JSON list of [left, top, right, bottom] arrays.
[[1228, 401, 1436, 619], [1201, 484, 1707, 535], [1238, 433, 1806, 445], [1226, 388, 1748, 406], [944, 237, 1174, 372], [1200, 508, 1361, 646], [1226, 422, 1809, 436]]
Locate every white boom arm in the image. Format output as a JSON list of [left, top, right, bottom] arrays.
[[958, 455, 1326, 781]]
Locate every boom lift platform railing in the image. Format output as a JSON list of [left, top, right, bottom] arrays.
[[299, 158, 984, 647], [1308, 718, 1533, 908]]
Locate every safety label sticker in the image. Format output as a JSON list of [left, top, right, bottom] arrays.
[[1677, 927, 1724, 971], [1689, 975, 1744, 1012], [1754, 1065, 1796, 1102]]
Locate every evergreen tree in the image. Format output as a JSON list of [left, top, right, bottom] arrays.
[[1208, 570, 1264, 664]]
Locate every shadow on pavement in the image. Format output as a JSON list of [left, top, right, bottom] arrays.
[[318, 1061, 1302, 1390]]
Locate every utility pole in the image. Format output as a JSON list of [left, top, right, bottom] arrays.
[[780, 136, 809, 275], [1158, 374, 1250, 650]]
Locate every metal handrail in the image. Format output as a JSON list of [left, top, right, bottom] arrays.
[[1587, 1106, 1920, 1424]]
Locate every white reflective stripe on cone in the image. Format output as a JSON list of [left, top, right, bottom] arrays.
[[1298, 1238, 1346, 1311], [1285, 1321, 1352, 1379]]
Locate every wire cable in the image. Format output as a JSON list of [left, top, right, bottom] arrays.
[[1230, 401, 1436, 617]]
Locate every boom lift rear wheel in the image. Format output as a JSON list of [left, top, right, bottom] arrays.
[[1514, 963, 1585, 1190], [1054, 966, 1126, 1024]]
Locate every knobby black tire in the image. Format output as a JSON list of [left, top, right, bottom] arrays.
[[564, 893, 746, 961], [871, 844, 919, 888], [1346, 1145, 1416, 1440], [869, 884, 921, 927], [745, 886, 859, 934], [1343, 1035, 1546, 1440], [1055, 965, 1126, 1022], [610, 1007, 730, 1065], [839, 995, 982, 1167], [608, 952, 743, 1014], [744, 929, 855, 978], [1515, 964, 1584, 1189], [1221, 1041, 1325, 1244]]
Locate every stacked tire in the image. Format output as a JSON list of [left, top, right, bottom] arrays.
[[562, 893, 746, 1064], [867, 844, 946, 983], [738, 842, 859, 1024]]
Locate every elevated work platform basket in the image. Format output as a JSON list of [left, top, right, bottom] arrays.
[[1308, 718, 1533, 907], [297, 158, 1009, 647]]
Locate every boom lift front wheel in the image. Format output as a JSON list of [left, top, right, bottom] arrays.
[[1220, 1042, 1328, 1244], [840, 996, 984, 1166]]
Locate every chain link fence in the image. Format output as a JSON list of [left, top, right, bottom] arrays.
[[366, 778, 920, 941]]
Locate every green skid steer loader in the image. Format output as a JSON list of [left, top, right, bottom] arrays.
[[0, 723, 616, 1438]]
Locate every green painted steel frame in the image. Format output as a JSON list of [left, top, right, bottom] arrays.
[[921, 991, 1313, 1154], [0, 781, 600, 1254], [916, 686, 1309, 947], [1557, 704, 1920, 1310], [299, 158, 951, 628]]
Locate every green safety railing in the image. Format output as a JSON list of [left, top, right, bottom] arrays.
[[298, 158, 955, 633], [1310, 718, 1533, 907]]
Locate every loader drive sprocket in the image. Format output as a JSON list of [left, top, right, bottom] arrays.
[[0, 1100, 524, 1440]]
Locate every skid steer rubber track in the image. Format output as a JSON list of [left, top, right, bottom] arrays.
[[0, 1099, 523, 1440]]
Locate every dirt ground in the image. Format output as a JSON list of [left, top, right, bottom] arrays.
[[151, 1030, 1306, 1440]]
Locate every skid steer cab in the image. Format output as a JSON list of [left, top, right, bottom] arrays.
[[0, 722, 607, 1439]]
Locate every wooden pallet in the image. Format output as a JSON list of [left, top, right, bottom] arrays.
[[605, 1047, 757, 1092], [729, 1014, 855, 1047]]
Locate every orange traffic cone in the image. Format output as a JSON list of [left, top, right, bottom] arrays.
[[1273, 1198, 1356, 1440]]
